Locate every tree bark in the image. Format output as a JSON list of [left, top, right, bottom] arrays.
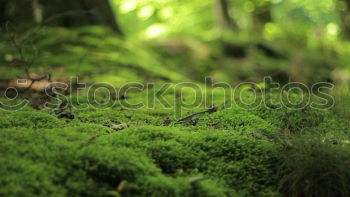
[[31, 0, 43, 24], [41, 0, 123, 35], [213, 0, 237, 32], [252, 4, 272, 33], [98, 0, 123, 35], [340, 0, 350, 38], [0, 1, 34, 26], [1, 0, 123, 36]]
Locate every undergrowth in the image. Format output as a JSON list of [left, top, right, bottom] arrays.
[[1, 90, 349, 197], [1, 30, 350, 197]]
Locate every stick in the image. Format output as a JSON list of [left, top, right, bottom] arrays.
[[177, 106, 218, 123]]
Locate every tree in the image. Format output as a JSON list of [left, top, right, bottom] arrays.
[[339, 0, 350, 38], [251, 2, 272, 33], [41, 0, 123, 35], [213, 0, 237, 32], [0, 0, 123, 36]]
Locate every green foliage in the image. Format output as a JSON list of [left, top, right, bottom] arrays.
[[1, 26, 185, 83], [331, 86, 350, 126], [277, 133, 350, 197], [310, 115, 350, 134]]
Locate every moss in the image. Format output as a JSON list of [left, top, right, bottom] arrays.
[[0, 158, 68, 197], [0, 111, 64, 129], [2, 23, 350, 197], [133, 176, 229, 197], [76, 109, 164, 126], [0, 98, 33, 112], [96, 126, 279, 195], [1, 88, 345, 197], [0, 116, 11, 128], [251, 94, 329, 133], [96, 126, 206, 174], [280, 108, 327, 132], [0, 126, 233, 197], [76, 146, 162, 193], [208, 107, 279, 137], [189, 130, 278, 193], [310, 116, 350, 135], [67, 122, 114, 134], [0, 128, 90, 197]]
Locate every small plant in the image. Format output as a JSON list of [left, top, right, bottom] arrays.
[[331, 85, 350, 126], [277, 133, 350, 197]]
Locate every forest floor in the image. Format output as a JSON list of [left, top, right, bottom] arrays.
[[1, 26, 350, 197]]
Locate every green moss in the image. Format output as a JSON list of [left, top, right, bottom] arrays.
[[0, 111, 64, 129], [189, 130, 278, 193], [0, 123, 280, 196], [209, 107, 279, 137], [0, 126, 232, 197], [0, 128, 90, 197], [0, 158, 68, 197], [96, 126, 279, 195], [310, 116, 350, 134], [76, 109, 164, 126], [1, 89, 346, 197], [67, 122, 114, 134], [251, 94, 328, 133]]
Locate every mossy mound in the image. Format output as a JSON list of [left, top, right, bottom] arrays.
[[0, 110, 64, 129], [208, 107, 279, 137], [0, 90, 349, 197], [76, 109, 164, 126], [0, 124, 279, 196]]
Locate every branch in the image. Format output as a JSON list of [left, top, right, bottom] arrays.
[[177, 106, 218, 123], [6, 21, 51, 92]]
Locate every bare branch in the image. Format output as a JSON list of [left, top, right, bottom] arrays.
[[5, 21, 50, 92]]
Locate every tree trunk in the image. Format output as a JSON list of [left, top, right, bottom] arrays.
[[0, 0, 123, 36], [31, 0, 43, 24], [340, 0, 350, 39], [98, 0, 123, 35], [0, 1, 34, 26], [41, 0, 123, 35], [213, 0, 237, 32], [252, 5, 272, 33]]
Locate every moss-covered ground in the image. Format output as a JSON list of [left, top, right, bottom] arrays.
[[1, 27, 350, 197], [1, 89, 349, 197]]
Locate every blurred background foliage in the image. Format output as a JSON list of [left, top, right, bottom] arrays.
[[1, 0, 350, 87]]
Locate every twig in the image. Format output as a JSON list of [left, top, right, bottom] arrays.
[[5, 22, 51, 91], [177, 106, 218, 123]]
